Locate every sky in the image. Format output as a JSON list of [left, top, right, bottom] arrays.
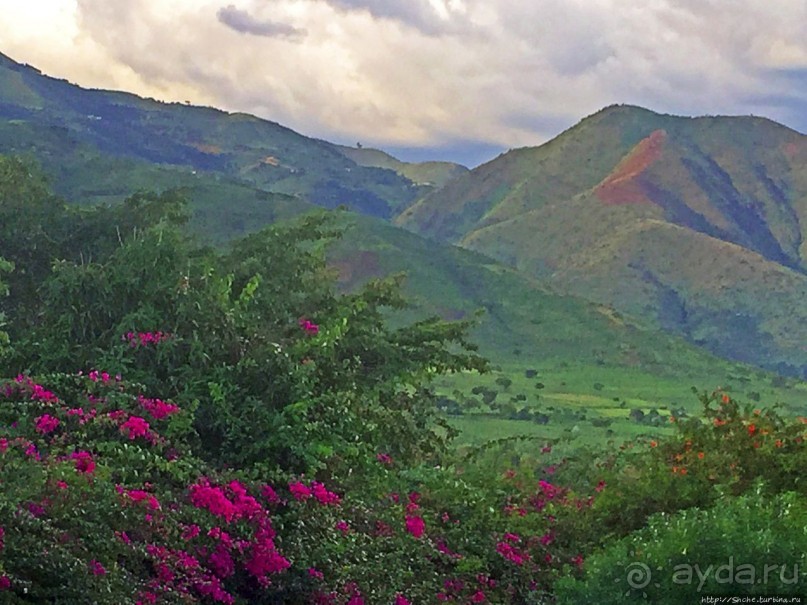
[[0, 0, 805, 167]]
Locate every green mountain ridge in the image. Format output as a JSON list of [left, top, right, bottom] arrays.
[[0, 51, 433, 218], [331, 144, 469, 187], [398, 105, 807, 376], [1, 50, 805, 389]]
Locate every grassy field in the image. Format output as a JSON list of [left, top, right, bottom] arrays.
[[437, 358, 807, 450]]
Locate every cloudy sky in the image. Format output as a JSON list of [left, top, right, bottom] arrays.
[[0, 0, 805, 166]]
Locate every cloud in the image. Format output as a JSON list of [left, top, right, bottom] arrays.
[[323, 0, 471, 35], [216, 4, 305, 39], [0, 0, 804, 166]]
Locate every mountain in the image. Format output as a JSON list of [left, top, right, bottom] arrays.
[[327, 212, 791, 410], [0, 51, 430, 218], [397, 105, 807, 376], [331, 144, 469, 187], [2, 49, 805, 385]]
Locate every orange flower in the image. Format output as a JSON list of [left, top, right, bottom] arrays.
[[753, 409, 761, 416], [721, 394, 730, 404], [747, 423, 757, 436], [697, 452, 705, 459], [713, 418, 726, 427], [672, 466, 679, 474], [680, 468, 688, 475], [775, 439, 784, 448], [649, 440, 658, 448]]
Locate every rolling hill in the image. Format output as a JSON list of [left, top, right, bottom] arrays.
[[0, 51, 435, 218], [0, 48, 805, 408], [397, 105, 807, 376], [331, 144, 468, 187]]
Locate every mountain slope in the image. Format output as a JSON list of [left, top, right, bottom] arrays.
[[397, 105, 807, 375], [328, 213, 774, 386], [331, 144, 469, 187], [0, 51, 426, 218]]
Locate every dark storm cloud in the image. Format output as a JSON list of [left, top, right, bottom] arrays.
[[217, 4, 305, 39]]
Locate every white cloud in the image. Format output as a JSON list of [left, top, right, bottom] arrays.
[[0, 0, 804, 165]]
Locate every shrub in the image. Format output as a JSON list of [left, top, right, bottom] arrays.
[[555, 490, 807, 603]]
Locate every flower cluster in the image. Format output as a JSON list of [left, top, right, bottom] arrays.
[[6, 375, 59, 404], [298, 318, 319, 335], [123, 331, 172, 348], [138, 395, 180, 420], [288, 480, 341, 506]]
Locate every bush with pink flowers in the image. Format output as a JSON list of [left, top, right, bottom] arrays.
[[2, 164, 806, 602]]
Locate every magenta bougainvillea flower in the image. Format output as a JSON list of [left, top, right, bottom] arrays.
[[34, 414, 60, 435], [404, 515, 425, 539], [298, 318, 319, 335]]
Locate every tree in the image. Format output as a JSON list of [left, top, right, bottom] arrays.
[[0, 257, 11, 358], [495, 376, 512, 391], [8, 207, 487, 475]]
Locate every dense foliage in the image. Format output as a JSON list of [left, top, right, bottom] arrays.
[[1, 156, 805, 602]]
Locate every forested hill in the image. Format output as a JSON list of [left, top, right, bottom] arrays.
[[0, 50, 457, 218], [397, 105, 807, 376]]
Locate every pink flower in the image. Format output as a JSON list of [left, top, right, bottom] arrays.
[[261, 485, 281, 504], [227, 481, 262, 519], [88, 560, 106, 576], [138, 395, 180, 419], [0, 575, 10, 590], [394, 595, 411, 605], [24, 442, 39, 460], [335, 521, 350, 535], [71, 451, 96, 475], [244, 526, 290, 579], [124, 489, 161, 511], [311, 482, 340, 506], [288, 481, 312, 501], [496, 541, 529, 565], [182, 524, 201, 541], [405, 515, 425, 539], [209, 544, 235, 578], [189, 483, 238, 523], [470, 591, 486, 603], [125, 331, 171, 348], [595, 480, 606, 492], [35, 414, 60, 435], [308, 567, 324, 580], [120, 416, 150, 440], [376, 452, 393, 465], [298, 318, 319, 335]]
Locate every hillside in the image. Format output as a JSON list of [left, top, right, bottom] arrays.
[[2, 49, 806, 383], [331, 144, 469, 187], [397, 105, 807, 376], [0, 51, 426, 218]]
